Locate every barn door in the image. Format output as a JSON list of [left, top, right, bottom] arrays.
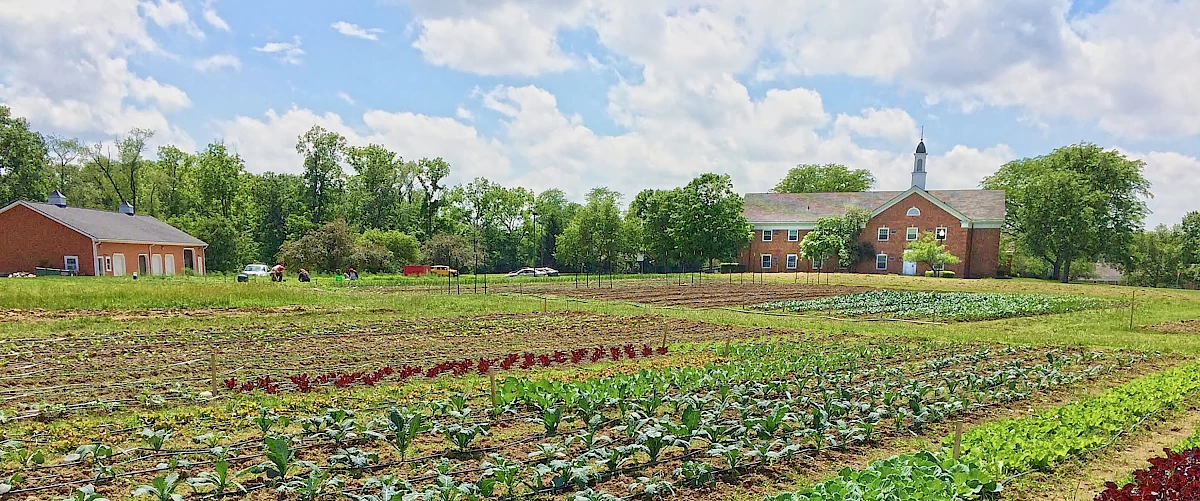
[[164, 254, 175, 276], [138, 255, 149, 275], [151, 254, 163, 276], [113, 254, 126, 276]]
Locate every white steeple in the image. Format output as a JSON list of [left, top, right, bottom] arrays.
[[912, 128, 927, 190]]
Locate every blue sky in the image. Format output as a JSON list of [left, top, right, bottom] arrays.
[[2, 0, 1198, 226]]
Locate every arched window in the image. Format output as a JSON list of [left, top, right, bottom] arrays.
[[915, 158, 925, 172], [906, 207, 921, 217]]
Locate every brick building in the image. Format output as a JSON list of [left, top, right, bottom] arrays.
[[0, 192, 207, 276], [739, 141, 1005, 278]]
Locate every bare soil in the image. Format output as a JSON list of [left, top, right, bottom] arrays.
[[1146, 319, 1200, 334], [522, 282, 873, 308], [0, 305, 315, 322]]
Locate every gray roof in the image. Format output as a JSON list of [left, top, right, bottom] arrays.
[[744, 189, 1005, 223], [12, 202, 207, 246]]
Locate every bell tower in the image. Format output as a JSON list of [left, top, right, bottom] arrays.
[[912, 129, 927, 190]]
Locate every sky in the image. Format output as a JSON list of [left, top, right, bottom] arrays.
[[1, 0, 1198, 227]]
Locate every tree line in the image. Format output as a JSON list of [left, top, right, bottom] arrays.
[[0, 106, 750, 275]]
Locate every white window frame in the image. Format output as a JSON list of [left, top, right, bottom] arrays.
[[760, 254, 772, 269], [787, 229, 799, 242], [811, 259, 823, 270], [105, 256, 113, 272], [785, 254, 798, 270], [876, 254, 888, 271], [906, 207, 921, 217], [935, 226, 948, 241], [63, 255, 79, 272], [877, 227, 889, 241], [906, 227, 919, 241], [762, 230, 773, 242]]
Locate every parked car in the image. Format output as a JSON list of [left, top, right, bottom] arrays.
[[430, 265, 459, 277], [242, 264, 271, 277], [536, 267, 560, 276], [506, 268, 540, 277]]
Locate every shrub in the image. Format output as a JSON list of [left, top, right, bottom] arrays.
[[277, 219, 355, 272], [924, 270, 956, 278]]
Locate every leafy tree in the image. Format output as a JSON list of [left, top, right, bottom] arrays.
[[421, 232, 472, 268], [628, 189, 679, 270], [350, 239, 393, 273], [295, 125, 347, 225], [533, 189, 579, 268], [358, 229, 421, 269], [903, 232, 961, 276], [193, 142, 244, 218], [177, 215, 254, 272], [670, 173, 750, 269], [1181, 211, 1200, 266], [346, 144, 404, 231], [772, 164, 875, 193], [0, 105, 50, 206], [557, 188, 626, 272], [45, 134, 85, 193], [278, 219, 357, 273], [249, 173, 310, 264], [154, 145, 195, 219], [1125, 225, 1185, 287], [798, 209, 871, 268], [984, 143, 1150, 282], [415, 157, 451, 238]]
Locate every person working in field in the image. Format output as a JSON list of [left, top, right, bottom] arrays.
[[298, 268, 310, 282], [271, 263, 285, 282]]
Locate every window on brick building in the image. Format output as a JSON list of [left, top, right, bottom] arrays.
[[935, 227, 948, 241], [907, 207, 921, 216], [877, 227, 889, 241], [64, 256, 79, 272], [762, 230, 772, 242], [761, 254, 772, 269], [786, 254, 798, 269], [876, 254, 888, 270], [787, 229, 799, 241], [811, 259, 823, 270], [906, 227, 919, 241]]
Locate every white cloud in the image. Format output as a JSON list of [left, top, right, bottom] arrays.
[[411, 3, 579, 76], [1125, 151, 1200, 227], [331, 21, 383, 41], [202, 0, 231, 32], [254, 36, 304, 65], [0, 0, 192, 148], [337, 91, 356, 105], [193, 54, 241, 73], [141, 0, 205, 39], [455, 107, 474, 121], [833, 108, 920, 146]]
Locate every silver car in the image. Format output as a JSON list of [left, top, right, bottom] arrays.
[[242, 264, 271, 277]]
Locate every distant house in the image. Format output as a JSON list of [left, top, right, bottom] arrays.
[[739, 140, 1006, 278], [0, 191, 207, 276]]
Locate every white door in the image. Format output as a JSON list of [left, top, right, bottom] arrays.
[[902, 261, 918, 276], [151, 254, 163, 276], [164, 254, 176, 276], [113, 254, 126, 276]]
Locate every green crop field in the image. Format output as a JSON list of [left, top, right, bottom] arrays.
[[1, 274, 1199, 500]]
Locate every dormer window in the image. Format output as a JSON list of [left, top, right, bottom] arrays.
[[906, 207, 921, 217]]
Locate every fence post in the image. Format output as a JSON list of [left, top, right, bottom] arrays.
[[661, 324, 668, 349], [489, 371, 499, 416], [1129, 289, 1136, 330], [952, 422, 962, 460]]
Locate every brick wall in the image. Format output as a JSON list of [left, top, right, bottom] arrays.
[[742, 193, 1001, 278], [0, 204, 95, 275], [95, 242, 206, 276]]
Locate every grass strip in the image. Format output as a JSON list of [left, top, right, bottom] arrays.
[[765, 451, 999, 501]]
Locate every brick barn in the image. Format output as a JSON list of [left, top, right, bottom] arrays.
[[0, 192, 207, 277], [739, 141, 1005, 278]]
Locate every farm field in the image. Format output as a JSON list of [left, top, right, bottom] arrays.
[[751, 289, 1113, 322], [1, 275, 1199, 500]]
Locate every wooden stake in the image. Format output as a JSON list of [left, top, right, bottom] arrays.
[[724, 336, 732, 356], [209, 353, 218, 396], [543, 296, 547, 313], [661, 324, 668, 349], [952, 422, 962, 460], [1129, 289, 1136, 330], [488, 371, 499, 415]]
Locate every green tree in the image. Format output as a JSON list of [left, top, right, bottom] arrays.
[[628, 189, 679, 271], [277, 219, 356, 272], [556, 188, 625, 272], [671, 173, 750, 269], [533, 189, 579, 268], [1125, 225, 1184, 287], [0, 106, 50, 206], [421, 232, 472, 268], [295, 125, 347, 225], [798, 209, 871, 268], [45, 134, 85, 193], [1181, 211, 1200, 266], [193, 142, 244, 219], [358, 229, 421, 269], [772, 164, 875, 193], [415, 157, 451, 239], [154, 145, 195, 219], [249, 173, 310, 264], [346, 144, 404, 231], [903, 232, 962, 276], [984, 143, 1151, 282]]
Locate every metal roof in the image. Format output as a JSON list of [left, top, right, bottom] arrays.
[[744, 189, 1006, 223], [8, 201, 208, 246]]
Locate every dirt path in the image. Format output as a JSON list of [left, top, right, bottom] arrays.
[[1014, 404, 1200, 501]]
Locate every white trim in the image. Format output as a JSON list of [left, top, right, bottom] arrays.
[[906, 227, 919, 241], [761, 230, 773, 242], [871, 187, 972, 223], [63, 255, 80, 273], [785, 254, 798, 269], [906, 207, 921, 217], [787, 229, 799, 242], [760, 254, 772, 269], [876, 254, 888, 271], [966, 221, 1004, 229], [98, 239, 209, 247], [112, 253, 126, 276], [811, 258, 823, 270], [877, 226, 889, 241], [137, 254, 149, 275], [935, 226, 948, 241]]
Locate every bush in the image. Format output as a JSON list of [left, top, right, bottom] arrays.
[[358, 229, 420, 270], [351, 240, 392, 273], [924, 270, 956, 278], [277, 219, 355, 272]]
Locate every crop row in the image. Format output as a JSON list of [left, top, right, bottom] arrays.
[[767, 360, 1200, 501], [222, 344, 671, 394], [752, 290, 1110, 321], [0, 341, 1144, 500]]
